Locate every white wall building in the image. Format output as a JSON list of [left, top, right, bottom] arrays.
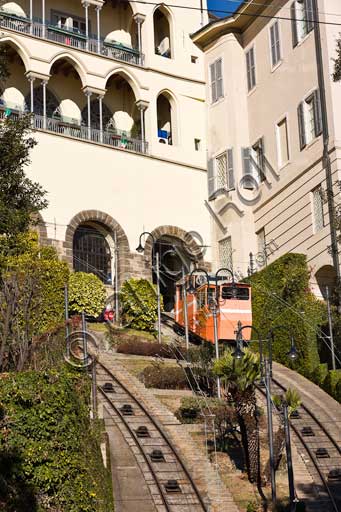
[[192, 0, 341, 298], [0, 0, 211, 310]]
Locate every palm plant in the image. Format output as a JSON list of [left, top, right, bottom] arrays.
[[214, 348, 261, 483]]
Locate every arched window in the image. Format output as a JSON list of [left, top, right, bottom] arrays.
[[81, 100, 113, 131], [154, 7, 172, 58], [25, 87, 59, 117], [157, 93, 174, 144], [73, 225, 112, 284]]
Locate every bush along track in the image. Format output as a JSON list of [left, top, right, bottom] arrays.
[[0, 366, 113, 512]]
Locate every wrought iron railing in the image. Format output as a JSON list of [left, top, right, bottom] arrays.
[[0, 107, 148, 154], [0, 13, 144, 66]]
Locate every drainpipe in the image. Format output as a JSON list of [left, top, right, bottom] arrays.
[[312, 0, 341, 311]]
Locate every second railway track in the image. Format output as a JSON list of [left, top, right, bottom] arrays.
[[96, 359, 209, 512]]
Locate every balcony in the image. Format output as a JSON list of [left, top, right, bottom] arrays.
[[0, 11, 144, 67], [0, 104, 148, 154]]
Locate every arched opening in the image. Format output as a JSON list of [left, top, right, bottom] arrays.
[[81, 100, 113, 131], [0, 43, 27, 112], [152, 236, 191, 312], [315, 265, 337, 300], [49, 57, 84, 125], [157, 92, 174, 144], [104, 73, 140, 139], [102, 1, 136, 49], [153, 6, 172, 58], [73, 223, 114, 284], [25, 87, 59, 117], [0, 2, 27, 18]]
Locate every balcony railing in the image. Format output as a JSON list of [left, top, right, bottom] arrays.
[[0, 13, 144, 66], [0, 107, 148, 154]]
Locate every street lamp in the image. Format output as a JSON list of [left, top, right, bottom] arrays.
[[136, 231, 162, 344], [187, 268, 223, 398], [268, 326, 298, 377]]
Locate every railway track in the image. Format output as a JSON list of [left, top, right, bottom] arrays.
[[96, 359, 209, 512], [161, 313, 341, 511], [257, 377, 341, 512]]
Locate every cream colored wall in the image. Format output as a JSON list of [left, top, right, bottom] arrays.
[[30, 130, 211, 259]]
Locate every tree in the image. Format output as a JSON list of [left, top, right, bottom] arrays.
[[333, 38, 341, 83], [0, 233, 69, 371], [214, 349, 261, 484], [0, 46, 47, 239]]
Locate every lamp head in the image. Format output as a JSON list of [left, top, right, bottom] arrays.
[[187, 282, 196, 295], [136, 243, 144, 253], [232, 344, 245, 360], [287, 338, 298, 360]]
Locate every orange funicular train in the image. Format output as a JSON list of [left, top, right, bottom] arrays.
[[175, 276, 252, 344]]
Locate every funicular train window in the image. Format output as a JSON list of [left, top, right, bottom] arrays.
[[222, 287, 249, 300], [196, 289, 206, 309], [207, 287, 215, 305]]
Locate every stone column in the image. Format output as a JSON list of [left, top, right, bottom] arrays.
[[98, 94, 103, 143], [133, 14, 146, 65], [85, 90, 92, 139], [42, 79, 48, 129], [28, 76, 35, 113], [82, 1, 90, 50], [29, 0, 33, 34], [135, 100, 149, 153], [96, 5, 102, 54], [41, 0, 45, 37]]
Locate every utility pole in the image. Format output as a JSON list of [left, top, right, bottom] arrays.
[[283, 402, 296, 512], [312, 0, 341, 311], [326, 286, 336, 370]]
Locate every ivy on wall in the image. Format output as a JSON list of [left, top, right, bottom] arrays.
[[246, 253, 326, 375]]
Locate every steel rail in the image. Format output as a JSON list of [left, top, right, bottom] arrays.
[[256, 381, 340, 512], [97, 359, 209, 512]]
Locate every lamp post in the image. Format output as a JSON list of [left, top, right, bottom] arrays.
[[136, 231, 162, 344], [187, 268, 224, 397], [234, 324, 299, 509], [234, 324, 276, 504], [182, 267, 190, 350]]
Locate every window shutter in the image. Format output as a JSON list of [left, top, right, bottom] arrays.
[[210, 63, 217, 103], [207, 157, 216, 200], [242, 147, 254, 189], [304, 0, 314, 32], [259, 137, 266, 182], [291, 2, 298, 47], [246, 52, 251, 91], [227, 149, 234, 190], [216, 59, 223, 99], [275, 22, 281, 62], [297, 101, 306, 150], [270, 25, 276, 66], [313, 89, 323, 136]]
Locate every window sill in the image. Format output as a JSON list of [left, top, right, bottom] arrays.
[[302, 135, 321, 152], [270, 59, 283, 74], [278, 159, 291, 171], [247, 85, 257, 97], [210, 96, 225, 107], [295, 29, 313, 49]]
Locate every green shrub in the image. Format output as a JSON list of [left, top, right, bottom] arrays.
[[323, 369, 341, 398], [140, 363, 189, 389], [68, 272, 106, 317], [120, 278, 163, 332], [335, 379, 341, 403], [246, 253, 326, 374], [310, 363, 329, 387], [0, 367, 113, 511]]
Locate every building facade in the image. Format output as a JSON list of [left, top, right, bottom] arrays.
[[193, 0, 341, 298], [0, 0, 211, 309]]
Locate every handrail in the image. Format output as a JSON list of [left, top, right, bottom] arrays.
[[0, 13, 145, 66]]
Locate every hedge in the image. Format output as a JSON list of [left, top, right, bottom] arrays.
[[0, 367, 113, 511], [120, 278, 163, 332], [246, 253, 326, 375]]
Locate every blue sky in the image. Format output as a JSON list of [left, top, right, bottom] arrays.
[[207, 0, 243, 18]]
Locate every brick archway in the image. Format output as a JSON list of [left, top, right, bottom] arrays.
[[142, 225, 205, 265], [64, 210, 130, 286]]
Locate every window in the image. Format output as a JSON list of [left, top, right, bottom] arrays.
[[219, 237, 233, 270], [256, 228, 266, 267], [194, 138, 201, 151], [207, 149, 234, 199], [311, 186, 324, 233], [291, 0, 314, 47], [246, 47, 256, 91], [210, 58, 223, 103], [73, 225, 112, 284], [51, 10, 88, 34], [251, 138, 266, 182], [270, 21, 281, 67], [276, 117, 290, 166], [297, 90, 322, 149]]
